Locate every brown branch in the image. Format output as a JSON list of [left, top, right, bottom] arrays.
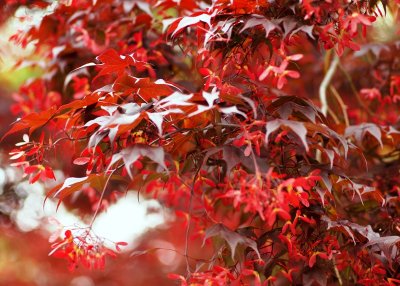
[[319, 52, 340, 116]]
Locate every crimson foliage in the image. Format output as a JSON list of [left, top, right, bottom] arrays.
[[4, 0, 400, 285]]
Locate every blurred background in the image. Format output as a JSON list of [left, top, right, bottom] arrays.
[[0, 4, 208, 286]]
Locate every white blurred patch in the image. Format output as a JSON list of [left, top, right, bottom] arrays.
[[92, 193, 165, 249], [11, 180, 165, 251], [150, 239, 179, 266], [70, 276, 95, 286]]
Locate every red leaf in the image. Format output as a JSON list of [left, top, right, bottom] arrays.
[[64, 230, 72, 239], [309, 253, 317, 268], [73, 157, 91, 165], [24, 165, 39, 174], [115, 241, 128, 251], [113, 75, 173, 101], [45, 166, 56, 180], [96, 49, 135, 77], [167, 273, 187, 283], [3, 106, 57, 139], [29, 172, 41, 184]]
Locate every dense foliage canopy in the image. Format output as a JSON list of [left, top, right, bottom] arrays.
[[3, 0, 400, 285]]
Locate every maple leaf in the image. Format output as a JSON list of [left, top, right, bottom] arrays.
[[168, 11, 215, 37], [203, 224, 260, 261], [204, 146, 270, 176], [113, 75, 174, 101], [47, 173, 127, 208], [240, 15, 280, 38], [364, 236, 400, 267], [3, 107, 57, 139], [290, 25, 315, 39], [24, 164, 56, 184], [267, 97, 322, 123], [322, 216, 380, 244], [108, 145, 167, 178], [345, 123, 383, 148], [146, 109, 184, 135], [265, 119, 309, 151], [84, 102, 152, 145], [122, 0, 152, 15], [188, 88, 219, 117], [96, 49, 136, 77], [154, 91, 193, 109]]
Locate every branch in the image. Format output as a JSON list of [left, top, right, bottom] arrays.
[[333, 257, 343, 285], [319, 53, 339, 116]]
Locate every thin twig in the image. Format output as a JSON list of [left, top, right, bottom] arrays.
[[327, 107, 341, 125], [183, 162, 202, 277], [89, 170, 115, 228], [333, 257, 343, 285], [337, 62, 375, 118], [330, 86, 350, 127], [184, 184, 194, 275]]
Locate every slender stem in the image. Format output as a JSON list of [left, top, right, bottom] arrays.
[[327, 107, 341, 125], [183, 165, 201, 277], [184, 184, 194, 276], [333, 257, 343, 285], [330, 86, 350, 127], [338, 62, 374, 118], [250, 146, 261, 180], [89, 170, 114, 228], [174, 177, 195, 276]]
